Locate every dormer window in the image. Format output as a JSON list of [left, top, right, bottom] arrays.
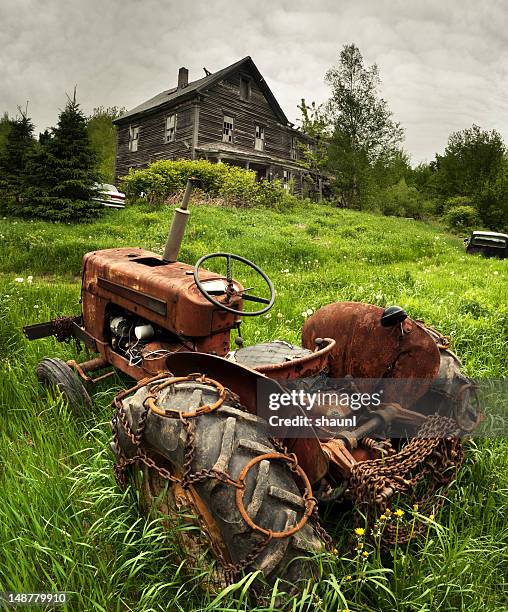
[[128, 126, 139, 152], [255, 125, 265, 151], [165, 114, 177, 143], [239, 77, 251, 101], [223, 115, 234, 143]]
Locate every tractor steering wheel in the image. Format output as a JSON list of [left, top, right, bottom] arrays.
[[194, 252, 275, 316]]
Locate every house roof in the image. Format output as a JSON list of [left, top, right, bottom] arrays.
[[114, 56, 289, 126]]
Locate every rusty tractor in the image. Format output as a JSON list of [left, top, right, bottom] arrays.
[[24, 178, 481, 591]]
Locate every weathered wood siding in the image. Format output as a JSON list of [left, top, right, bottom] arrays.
[[197, 69, 294, 159], [115, 101, 194, 179]]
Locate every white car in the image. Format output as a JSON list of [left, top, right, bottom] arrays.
[[93, 183, 126, 208]]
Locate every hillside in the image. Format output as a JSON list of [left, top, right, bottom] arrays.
[[0, 202, 507, 610]]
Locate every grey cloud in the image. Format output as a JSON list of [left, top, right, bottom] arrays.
[[1, 0, 507, 162]]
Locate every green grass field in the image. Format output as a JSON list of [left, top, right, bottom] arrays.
[[1, 201, 507, 611]]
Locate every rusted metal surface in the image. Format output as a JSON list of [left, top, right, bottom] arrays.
[[349, 415, 464, 545], [144, 374, 227, 418], [302, 302, 441, 405], [67, 357, 110, 383], [235, 453, 316, 539], [82, 247, 243, 348], [23, 316, 82, 342], [253, 338, 336, 380]]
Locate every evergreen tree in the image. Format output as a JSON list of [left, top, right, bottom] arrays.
[[25, 93, 102, 221], [0, 112, 12, 155], [0, 108, 35, 208]]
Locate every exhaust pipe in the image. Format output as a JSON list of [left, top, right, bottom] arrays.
[[163, 177, 200, 262]]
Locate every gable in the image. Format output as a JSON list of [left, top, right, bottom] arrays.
[[114, 56, 289, 126]]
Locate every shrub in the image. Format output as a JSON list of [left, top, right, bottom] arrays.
[[377, 179, 422, 218], [442, 195, 474, 212], [443, 205, 478, 231], [120, 159, 296, 209]]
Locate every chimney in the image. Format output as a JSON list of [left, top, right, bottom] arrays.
[[178, 67, 189, 89]]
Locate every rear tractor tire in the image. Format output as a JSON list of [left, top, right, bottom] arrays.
[[113, 378, 325, 594], [36, 357, 92, 416]]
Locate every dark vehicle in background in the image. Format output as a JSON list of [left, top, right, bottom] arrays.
[[465, 231, 508, 259], [93, 183, 126, 208]]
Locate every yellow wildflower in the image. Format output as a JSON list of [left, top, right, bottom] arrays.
[[385, 508, 391, 516], [362, 550, 369, 558], [345, 575, 352, 581], [357, 541, 364, 549], [429, 514, 435, 521], [395, 509, 405, 518], [413, 504, 419, 511], [379, 514, 387, 521], [355, 527, 365, 536], [332, 547, 338, 555]]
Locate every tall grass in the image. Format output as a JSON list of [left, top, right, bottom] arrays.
[[0, 201, 507, 610]]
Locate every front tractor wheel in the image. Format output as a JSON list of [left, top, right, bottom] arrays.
[[36, 357, 92, 416], [112, 377, 325, 594]]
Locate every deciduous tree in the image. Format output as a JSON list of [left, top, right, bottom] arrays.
[[325, 44, 404, 208]]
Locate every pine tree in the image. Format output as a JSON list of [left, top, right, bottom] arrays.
[[25, 93, 102, 221], [0, 108, 35, 209]]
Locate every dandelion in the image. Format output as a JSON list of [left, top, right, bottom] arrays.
[[379, 514, 387, 521], [385, 508, 391, 516], [15, 277, 24, 283], [354, 527, 365, 537], [362, 551, 369, 558], [345, 575, 352, 581], [395, 509, 405, 518]]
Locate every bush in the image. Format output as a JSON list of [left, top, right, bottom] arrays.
[[120, 159, 296, 210], [443, 205, 478, 231], [377, 179, 422, 218]]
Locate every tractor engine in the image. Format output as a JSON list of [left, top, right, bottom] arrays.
[[79, 246, 244, 377]]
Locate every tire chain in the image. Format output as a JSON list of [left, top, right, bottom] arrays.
[[348, 414, 464, 545], [110, 377, 327, 581]]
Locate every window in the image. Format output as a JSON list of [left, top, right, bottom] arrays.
[[128, 126, 139, 152], [165, 114, 177, 143], [283, 169, 292, 191], [223, 115, 234, 143], [290, 136, 298, 160], [255, 125, 265, 151], [240, 77, 251, 101]]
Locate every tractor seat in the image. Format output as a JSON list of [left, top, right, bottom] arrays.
[[227, 340, 312, 368]]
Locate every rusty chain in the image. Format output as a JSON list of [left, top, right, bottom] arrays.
[[349, 414, 464, 545], [111, 376, 326, 580]]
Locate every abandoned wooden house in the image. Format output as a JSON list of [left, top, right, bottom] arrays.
[[113, 56, 321, 195]]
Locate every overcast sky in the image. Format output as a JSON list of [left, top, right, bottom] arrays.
[[1, 0, 507, 163]]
